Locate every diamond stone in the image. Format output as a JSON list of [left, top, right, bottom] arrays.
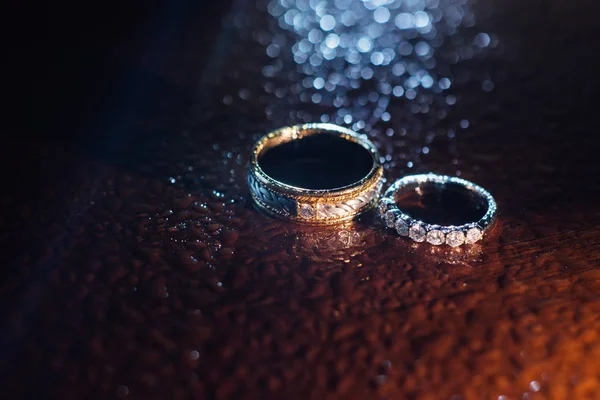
[[465, 227, 483, 244], [378, 202, 388, 216], [426, 230, 445, 245], [299, 204, 316, 219], [446, 231, 465, 247], [395, 218, 409, 236], [384, 210, 397, 228], [409, 224, 426, 242], [378, 199, 393, 216]]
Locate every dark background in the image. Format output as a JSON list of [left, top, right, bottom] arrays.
[[2, 0, 600, 399], [8, 0, 232, 141]]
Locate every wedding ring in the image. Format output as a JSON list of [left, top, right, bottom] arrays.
[[379, 174, 497, 246], [248, 123, 383, 225]]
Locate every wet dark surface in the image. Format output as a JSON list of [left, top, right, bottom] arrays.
[[2, 0, 600, 399]]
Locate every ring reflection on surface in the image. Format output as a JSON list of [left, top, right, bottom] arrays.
[[248, 123, 383, 225], [379, 174, 497, 246]]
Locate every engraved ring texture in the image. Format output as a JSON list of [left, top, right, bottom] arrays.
[[379, 174, 497, 247], [248, 123, 384, 225]]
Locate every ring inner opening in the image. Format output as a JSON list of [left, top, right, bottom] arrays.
[[258, 133, 374, 190], [394, 181, 488, 226]]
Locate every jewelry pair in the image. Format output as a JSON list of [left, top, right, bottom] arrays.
[[247, 123, 496, 247]]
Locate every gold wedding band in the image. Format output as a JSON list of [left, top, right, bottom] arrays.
[[247, 123, 383, 225]]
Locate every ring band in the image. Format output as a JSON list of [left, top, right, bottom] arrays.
[[379, 174, 497, 246], [247, 123, 383, 225]]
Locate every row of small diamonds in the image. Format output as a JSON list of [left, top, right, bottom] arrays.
[[378, 199, 483, 247]]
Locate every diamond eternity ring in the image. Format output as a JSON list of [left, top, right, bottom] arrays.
[[248, 123, 384, 225], [379, 174, 497, 247]]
